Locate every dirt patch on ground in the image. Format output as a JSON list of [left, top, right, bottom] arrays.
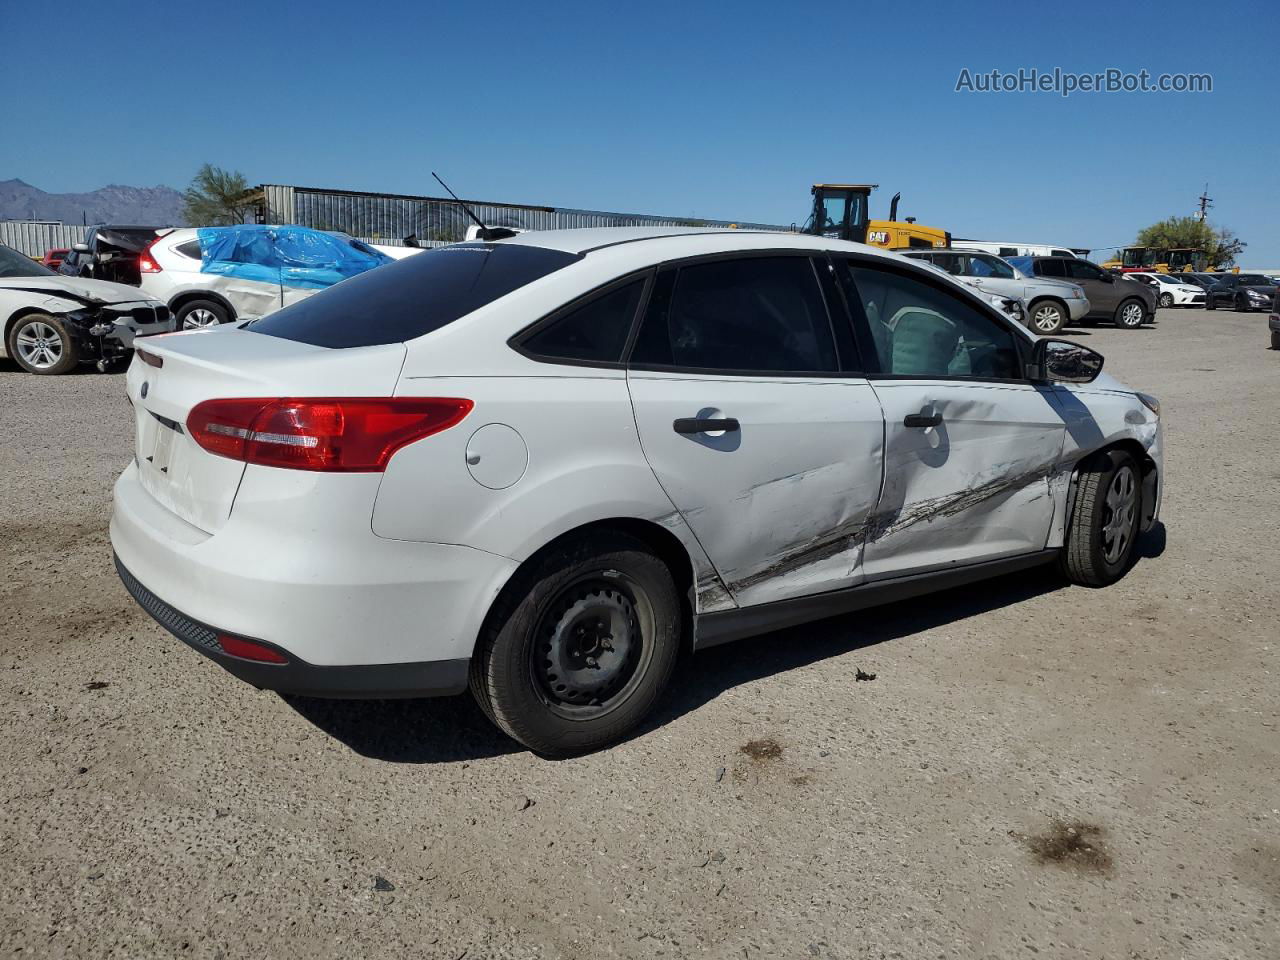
[[1018, 820, 1112, 874], [739, 738, 783, 762]]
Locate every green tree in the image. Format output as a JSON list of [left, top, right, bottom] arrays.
[[1134, 215, 1247, 268], [182, 164, 253, 226]]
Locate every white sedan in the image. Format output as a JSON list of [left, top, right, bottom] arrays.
[[1128, 271, 1207, 308], [111, 228, 1164, 755], [1, 242, 173, 374]]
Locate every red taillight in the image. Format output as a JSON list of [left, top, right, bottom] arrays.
[[138, 238, 162, 273], [137, 349, 163, 367], [186, 397, 473, 472], [217, 634, 288, 664]]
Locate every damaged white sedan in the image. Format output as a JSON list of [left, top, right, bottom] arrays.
[[1, 242, 173, 374], [111, 227, 1162, 756]]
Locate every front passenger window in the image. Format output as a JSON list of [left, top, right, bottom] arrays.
[[846, 264, 1021, 380]]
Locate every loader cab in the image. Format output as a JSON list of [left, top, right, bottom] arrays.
[[1167, 248, 1205, 272], [806, 183, 873, 243]]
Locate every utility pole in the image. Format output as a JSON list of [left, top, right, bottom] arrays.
[[1196, 184, 1212, 222]]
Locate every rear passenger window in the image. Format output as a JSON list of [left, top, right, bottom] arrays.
[[846, 264, 1021, 380], [1037, 259, 1067, 278], [629, 257, 837, 374], [519, 279, 645, 364], [175, 240, 202, 259]]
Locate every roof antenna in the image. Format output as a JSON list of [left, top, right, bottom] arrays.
[[432, 172, 512, 241]]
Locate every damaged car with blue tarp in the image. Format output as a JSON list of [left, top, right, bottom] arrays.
[[139, 224, 394, 329]]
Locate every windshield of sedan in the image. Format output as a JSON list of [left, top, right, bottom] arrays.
[[249, 242, 584, 348], [0, 244, 57, 278]]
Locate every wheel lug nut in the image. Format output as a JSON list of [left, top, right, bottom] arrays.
[[585, 656, 598, 668]]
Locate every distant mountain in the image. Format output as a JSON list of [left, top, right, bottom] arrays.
[[0, 178, 186, 226]]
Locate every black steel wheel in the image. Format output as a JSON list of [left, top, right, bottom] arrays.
[[470, 531, 682, 756]]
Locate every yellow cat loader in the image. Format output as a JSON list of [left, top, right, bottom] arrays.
[[803, 184, 948, 249], [1101, 246, 1214, 273]]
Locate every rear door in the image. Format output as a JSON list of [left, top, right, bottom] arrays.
[[626, 254, 886, 607], [840, 259, 1066, 578]]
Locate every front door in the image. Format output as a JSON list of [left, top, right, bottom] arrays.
[[1064, 258, 1120, 316], [626, 255, 885, 608], [840, 259, 1067, 579]]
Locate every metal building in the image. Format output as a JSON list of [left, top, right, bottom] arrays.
[[243, 184, 786, 246]]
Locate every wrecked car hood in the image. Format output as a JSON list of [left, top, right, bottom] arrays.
[[0, 276, 158, 307]]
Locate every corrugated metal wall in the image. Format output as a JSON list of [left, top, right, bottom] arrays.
[[1, 222, 86, 258], [256, 185, 787, 246]]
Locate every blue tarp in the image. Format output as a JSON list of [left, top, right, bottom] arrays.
[[196, 225, 393, 290]]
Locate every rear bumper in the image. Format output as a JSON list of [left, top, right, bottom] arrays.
[[115, 555, 470, 698], [109, 461, 519, 688]]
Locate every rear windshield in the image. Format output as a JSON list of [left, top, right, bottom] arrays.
[[248, 243, 583, 348]]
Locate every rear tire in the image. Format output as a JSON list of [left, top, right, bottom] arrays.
[[1028, 300, 1067, 335], [1060, 449, 1143, 587], [176, 299, 230, 330], [1114, 299, 1147, 329], [469, 532, 682, 757], [1271, 330, 1280, 350], [7, 313, 79, 375]]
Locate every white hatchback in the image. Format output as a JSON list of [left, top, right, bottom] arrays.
[[111, 228, 1164, 755]]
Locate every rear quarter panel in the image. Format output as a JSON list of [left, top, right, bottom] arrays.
[[372, 368, 734, 613]]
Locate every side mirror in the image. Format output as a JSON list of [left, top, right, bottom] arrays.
[[72, 242, 90, 253], [1028, 338, 1104, 384]]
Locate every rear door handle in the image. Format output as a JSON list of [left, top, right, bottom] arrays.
[[673, 417, 740, 434], [903, 412, 942, 429]]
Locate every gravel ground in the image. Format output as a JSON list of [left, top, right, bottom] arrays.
[[1, 307, 1277, 959]]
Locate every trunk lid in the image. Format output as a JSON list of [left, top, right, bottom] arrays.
[[127, 326, 406, 533]]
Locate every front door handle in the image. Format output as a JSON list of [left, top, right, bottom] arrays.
[[673, 417, 740, 435], [903, 412, 942, 429]]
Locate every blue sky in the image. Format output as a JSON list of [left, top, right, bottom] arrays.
[[2, 0, 1277, 263]]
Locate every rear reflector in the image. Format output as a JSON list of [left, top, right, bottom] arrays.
[[187, 397, 473, 472], [217, 634, 289, 664], [137, 349, 163, 367]]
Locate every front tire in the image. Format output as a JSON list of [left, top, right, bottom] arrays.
[[1028, 300, 1067, 335], [1060, 449, 1144, 587], [1114, 299, 1147, 329], [1158, 292, 1173, 308], [470, 532, 682, 757], [7, 313, 79, 375], [176, 299, 230, 330]]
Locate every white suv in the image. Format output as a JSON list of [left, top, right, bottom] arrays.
[[139, 226, 392, 329], [111, 228, 1163, 756], [903, 248, 1090, 335]]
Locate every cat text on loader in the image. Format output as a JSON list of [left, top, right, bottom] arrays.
[[804, 184, 950, 249]]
